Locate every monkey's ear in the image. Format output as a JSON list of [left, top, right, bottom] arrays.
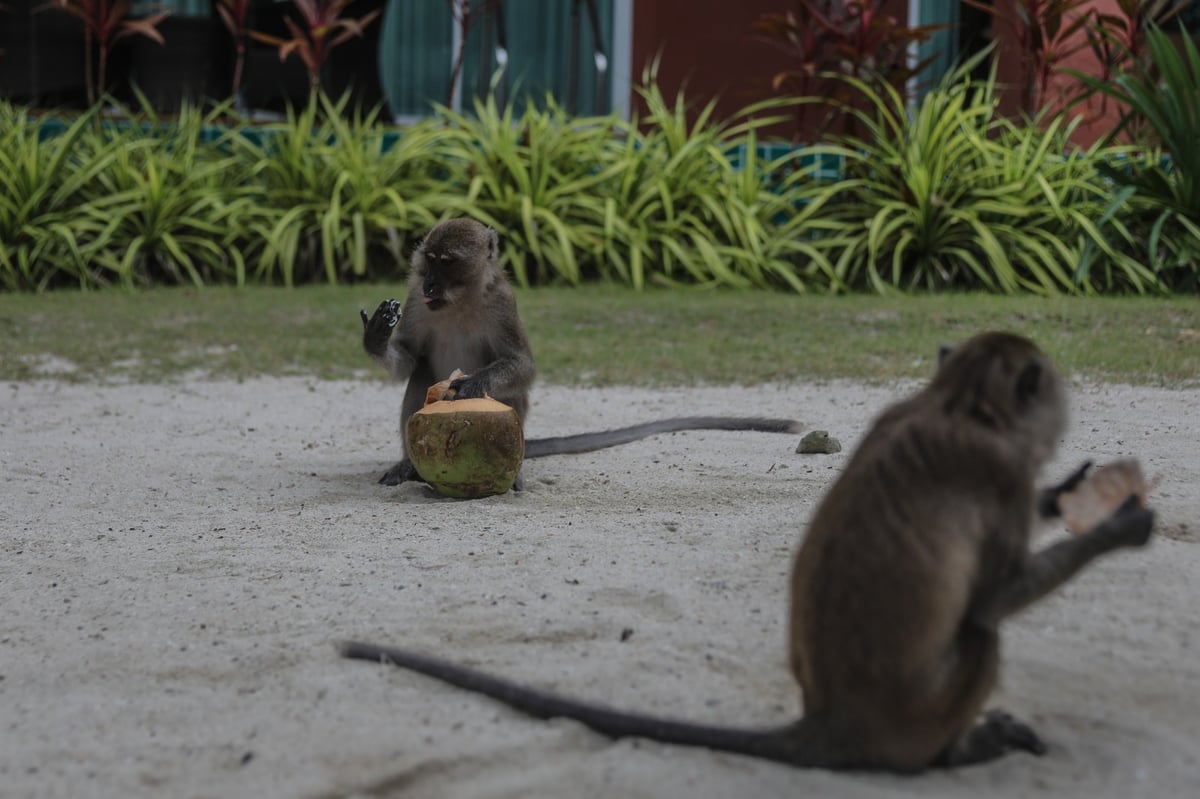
[[1016, 359, 1042, 403], [937, 344, 953, 365], [487, 227, 499, 260]]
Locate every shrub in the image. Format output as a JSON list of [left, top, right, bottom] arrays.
[[1077, 25, 1200, 289], [0, 108, 125, 290], [0, 69, 1194, 294], [800, 57, 1161, 294], [80, 102, 253, 287], [231, 95, 438, 286], [427, 93, 619, 287]]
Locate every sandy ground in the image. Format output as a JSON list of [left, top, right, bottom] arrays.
[[1, 375, 1197, 799]]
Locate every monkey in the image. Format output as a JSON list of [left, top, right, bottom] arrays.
[[361, 217, 802, 487], [342, 331, 1156, 771]]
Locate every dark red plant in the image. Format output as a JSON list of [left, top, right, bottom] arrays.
[[1075, 0, 1183, 138], [216, 0, 253, 101], [442, 1, 505, 109], [1085, 0, 1182, 80], [752, 1, 945, 135], [39, 0, 169, 105], [962, 0, 1095, 116], [250, 0, 381, 95], [444, 0, 473, 109]]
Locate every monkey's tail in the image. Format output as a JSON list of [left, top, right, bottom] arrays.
[[523, 416, 803, 458], [340, 640, 828, 766]]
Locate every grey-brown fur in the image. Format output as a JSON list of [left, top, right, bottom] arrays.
[[361, 219, 536, 486]]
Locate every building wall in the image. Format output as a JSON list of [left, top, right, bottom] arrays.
[[628, 0, 917, 140]]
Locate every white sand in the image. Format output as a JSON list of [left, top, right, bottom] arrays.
[[1, 377, 1196, 799]]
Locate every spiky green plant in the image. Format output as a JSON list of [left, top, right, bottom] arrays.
[[233, 94, 438, 286], [0, 107, 126, 290], [595, 81, 824, 291], [79, 102, 253, 287], [1076, 25, 1200, 288], [428, 93, 621, 287], [801, 56, 1159, 294]]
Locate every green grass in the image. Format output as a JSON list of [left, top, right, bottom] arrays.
[[0, 285, 1196, 386]]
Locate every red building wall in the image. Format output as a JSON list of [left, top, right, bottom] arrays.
[[629, 0, 909, 140], [629, 0, 1163, 147]]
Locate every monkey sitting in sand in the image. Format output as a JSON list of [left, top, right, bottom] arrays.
[[361, 218, 802, 487]]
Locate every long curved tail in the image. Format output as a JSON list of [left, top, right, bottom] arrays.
[[339, 640, 816, 765], [523, 416, 803, 459]]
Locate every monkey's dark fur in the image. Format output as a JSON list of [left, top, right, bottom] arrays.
[[344, 331, 1155, 771], [361, 218, 801, 487]]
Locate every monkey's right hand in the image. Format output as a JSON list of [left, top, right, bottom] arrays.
[[1038, 460, 1092, 518], [362, 299, 402, 356], [446, 372, 487, 400]]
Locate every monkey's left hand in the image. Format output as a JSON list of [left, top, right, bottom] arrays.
[[1038, 460, 1092, 518]]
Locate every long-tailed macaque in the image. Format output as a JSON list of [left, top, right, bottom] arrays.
[[343, 332, 1155, 771], [361, 218, 801, 487]]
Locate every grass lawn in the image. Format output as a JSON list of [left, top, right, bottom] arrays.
[[0, 285, 1196, 386]]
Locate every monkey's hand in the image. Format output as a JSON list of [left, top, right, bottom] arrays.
[[362, 299, 402, 358], [447, 372, 489, 400], [1038, 460, 1092, 518], [1092, 494, 1155, 550]]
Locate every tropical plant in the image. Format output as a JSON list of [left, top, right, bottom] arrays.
[[963, 0, 1093, 116], [37, 0, 170, 105], [79, 102, 254, 287], [608, 81, 825, 291], [0, 108, 127, 290], [428, 93, 618, 287], [2, 67, 1196, 295], [1076, 25, 1200, 289], [1076, 0, 1183, 138], [232, 94, 438, 286], [440, 0, 506, 108], [216, 0, 253, 101], [1086, 0, 1182, 74], [427, 76, 825, 292], [751, 0, 945, 134], [800, 55, 1157, 294], [443, 0, 473, 108], [250, 0, 381, 95]]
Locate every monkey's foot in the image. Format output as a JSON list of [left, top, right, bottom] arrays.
[[379, 459, 421, 487], [938, 709, 1047, 768]]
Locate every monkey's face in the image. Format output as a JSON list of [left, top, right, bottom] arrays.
[[414, 251, 470, 311], [412, 220, 499, 312]]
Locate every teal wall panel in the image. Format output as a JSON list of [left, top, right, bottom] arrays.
[[378, 0, 454, 116], [149, 0, 210, 15], [918, 0, 959, 86], [379, 0, 613, 118]]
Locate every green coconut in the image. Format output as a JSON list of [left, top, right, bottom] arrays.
[[406, 397, 525, 498]]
